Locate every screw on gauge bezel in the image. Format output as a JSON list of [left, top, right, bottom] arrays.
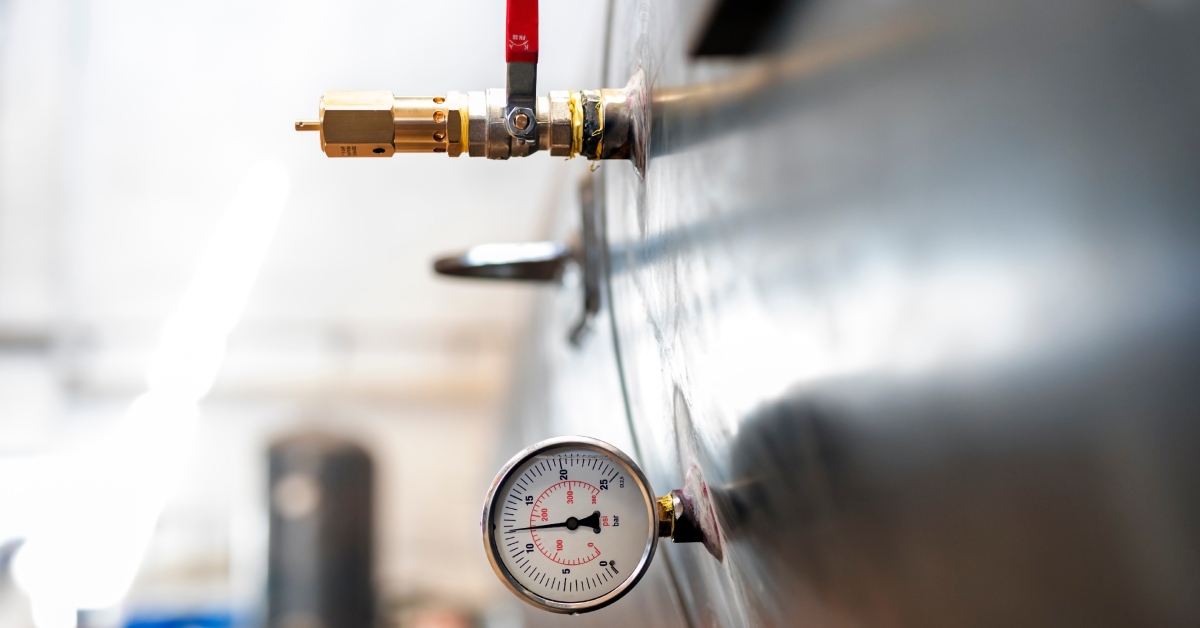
[[481, 435, 659, 614]]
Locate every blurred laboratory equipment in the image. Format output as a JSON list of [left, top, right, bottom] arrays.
[[268, 433, 375, 628]]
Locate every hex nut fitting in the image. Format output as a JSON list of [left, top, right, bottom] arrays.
[[548, 91, 574, 157], [319, 91, 395, 158]]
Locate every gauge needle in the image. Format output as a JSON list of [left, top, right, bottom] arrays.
[[511, 511, 602, 534]]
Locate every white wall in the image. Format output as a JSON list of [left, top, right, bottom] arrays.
[[0, 0, 608, 624]]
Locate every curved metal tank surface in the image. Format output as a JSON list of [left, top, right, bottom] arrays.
[[510, 0, 1200, 626]]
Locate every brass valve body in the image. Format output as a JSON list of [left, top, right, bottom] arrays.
[[296, 88, 631, 161]]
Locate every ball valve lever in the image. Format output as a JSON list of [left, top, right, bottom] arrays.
[[504, 0, 539, 144]]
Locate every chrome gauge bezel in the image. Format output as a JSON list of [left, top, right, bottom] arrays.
[[481, 436, 659, 614]]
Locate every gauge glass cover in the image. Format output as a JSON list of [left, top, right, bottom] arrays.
[[482, 437, 658, 613]]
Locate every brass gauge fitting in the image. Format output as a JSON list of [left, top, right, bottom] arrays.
[[295, 88, 632, 161], [657, 490, 705, 544]]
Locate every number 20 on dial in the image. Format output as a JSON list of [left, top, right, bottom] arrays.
[[481, 436, 660, 613]]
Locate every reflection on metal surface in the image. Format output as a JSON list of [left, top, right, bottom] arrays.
[[590, 0, 1200, 625], [689, 0, 797, 57], [651, 15, 937, 158]]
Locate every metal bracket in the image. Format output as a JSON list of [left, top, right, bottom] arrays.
[[431, 173, 603, 347], [432, 241, 571, 281], [568, 173, 602, 346]]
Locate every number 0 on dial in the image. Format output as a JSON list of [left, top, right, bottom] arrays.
[[481, 436, 659, 613]]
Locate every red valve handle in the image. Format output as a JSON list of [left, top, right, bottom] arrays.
[[506, 0, 539, 64]]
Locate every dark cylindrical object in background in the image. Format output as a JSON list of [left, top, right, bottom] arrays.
[[268, 433, 375, 628]]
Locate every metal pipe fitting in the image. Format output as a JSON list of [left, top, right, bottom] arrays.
[[295, 87, 633, 161]]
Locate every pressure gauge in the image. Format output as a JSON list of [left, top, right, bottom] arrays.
[[481, 436, 661, 614]]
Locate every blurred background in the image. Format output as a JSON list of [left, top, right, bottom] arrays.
[[0, 0, 604, 626], [5, 0, 1200, 627]]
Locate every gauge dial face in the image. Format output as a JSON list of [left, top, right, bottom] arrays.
[[483, 437, 658, 613]]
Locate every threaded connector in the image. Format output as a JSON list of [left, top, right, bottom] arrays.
[[296, 87, 631, 161]]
